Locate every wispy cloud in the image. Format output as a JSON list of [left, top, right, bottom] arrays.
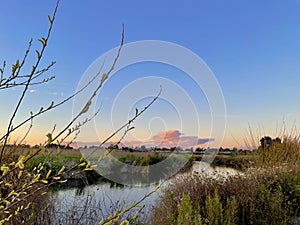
[[49, 91, 64, 96], [29, 89, 36, 93], [197, 138, 215, 145]]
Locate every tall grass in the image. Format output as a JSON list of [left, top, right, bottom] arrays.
[[257, 135, 300, 168], [150, 134, 300, 225], [151, 167, 300, 225]]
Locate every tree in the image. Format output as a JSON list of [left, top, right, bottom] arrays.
[[260, 136, 282, 149], [273, 137, 282, 144], [260, 136, 273, 149]]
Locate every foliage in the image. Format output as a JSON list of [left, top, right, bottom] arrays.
[[177, 193, 202, 225], [253, 183, 288, 225], [151, 162, 300, 225], [26, 155, 81, 178], [118, 153, 165, 166], [211, 155, 254, 171], [204, 189, 238, 225]]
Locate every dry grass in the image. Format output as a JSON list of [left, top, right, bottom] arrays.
[[151, 165, 300, 225], [150, 133, 300, 225], [257, 135, 300, 168]]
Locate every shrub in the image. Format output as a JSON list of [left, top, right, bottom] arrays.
[[151, 165, 300, 225], [177, 193, 202, 225]]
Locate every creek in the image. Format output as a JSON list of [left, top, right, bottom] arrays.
[[49, 162, 241, 224]]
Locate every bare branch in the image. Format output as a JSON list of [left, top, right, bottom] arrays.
[[50, 24, 125, 144], [100, 85, 162, 147], [0, 0, 60, 163]]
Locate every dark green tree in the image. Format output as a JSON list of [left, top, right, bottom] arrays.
[[260, 136, 281, 149], [260, 136, 273, 149]]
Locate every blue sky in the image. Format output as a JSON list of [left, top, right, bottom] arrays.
[[1, 0, 300, 148]]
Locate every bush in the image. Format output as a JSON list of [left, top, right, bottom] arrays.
[[151, 135, 300, 225], [177, 193, 202, 225], [151, 165, 300, 225]]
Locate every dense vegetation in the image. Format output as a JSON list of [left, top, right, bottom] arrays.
[[1, 0, 299, 223], [150, 136, 300, 225]]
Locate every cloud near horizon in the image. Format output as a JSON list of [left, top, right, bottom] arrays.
[[152, 130, 214, 148], [71, 130, 214, 149], [152, 130, 181, 146]]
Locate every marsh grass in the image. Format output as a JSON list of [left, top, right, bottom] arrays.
[[244, 124, 300, 167], [257, 135, 300, 168], [150, 134, 300, 225], [151, 166, 300, 225]]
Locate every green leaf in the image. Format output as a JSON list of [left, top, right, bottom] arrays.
[[135, 108, 138, 116], [46, 133, 52, 144], [101, 73, 108, 82], [47, 15, 53, 24], [38, 37, 47, 46], [12, 60, 20, 75], [35, 50, 41, 58], [46, 170, 52, 179], [81, 100, 91, 114], [57, 166, 65, 175]]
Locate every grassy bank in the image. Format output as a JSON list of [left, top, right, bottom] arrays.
[[26, 155, 81, 177], [26, 149, 253, 175], [25, 149, 257, 189], [151, 165, 300, 225], [26, 150, 171, 188], [150, 136, 300, 225]]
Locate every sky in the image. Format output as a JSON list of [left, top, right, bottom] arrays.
[[1, 0, 300, 148]]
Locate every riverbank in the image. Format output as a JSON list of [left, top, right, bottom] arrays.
[[150, 138, 300, 225], [26, 149, 253, 189], [48, 161, 245, 224], [19, 141, 300, 225]]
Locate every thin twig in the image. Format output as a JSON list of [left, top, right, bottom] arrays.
[[0, 0, 60, 163], [100, 85, 162, 147]]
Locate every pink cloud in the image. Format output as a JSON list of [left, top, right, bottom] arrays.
[[70, 130, 214, 149], [152, 130, 181, 146], [152, 130, 214, 148]]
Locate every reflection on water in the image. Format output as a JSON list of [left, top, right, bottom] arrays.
[[50, 162, 240, 224], [50, 183, 160, 224]]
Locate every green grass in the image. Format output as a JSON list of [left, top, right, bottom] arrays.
[[118, 152, 165, 166], [26, 155, 81, 177]]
